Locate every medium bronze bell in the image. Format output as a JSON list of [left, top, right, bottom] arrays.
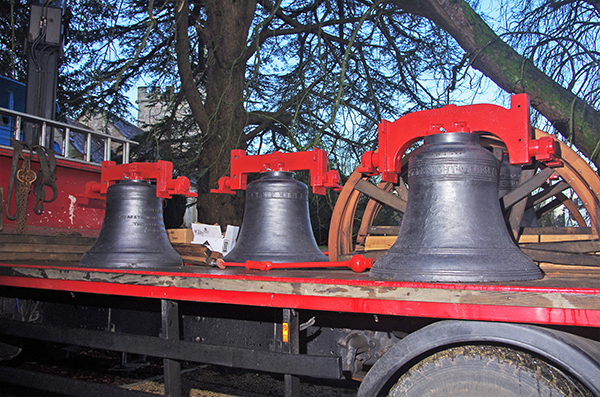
[[224, 171, 328, 263], [80, 180, 183, 269], [370, 133, 543, 282]]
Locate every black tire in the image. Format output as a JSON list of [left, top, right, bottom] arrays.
[[0, 341, 21, 361], [388, 345, 592, 396]]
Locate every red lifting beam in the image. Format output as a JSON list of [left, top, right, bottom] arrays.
[[211, 148, 342, 195], [358, 94, 561, 183], [80, 160, 197, 199]]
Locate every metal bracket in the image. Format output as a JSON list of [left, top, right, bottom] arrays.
[[283, 308, 300, 397], [358, 94, 561, 183], [161, 299, 181, 397], [211, 148, 342, 195], [79, 160, 197, 199]]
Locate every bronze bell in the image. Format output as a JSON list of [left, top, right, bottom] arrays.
[[369, 132, 543, 282], [224, 171, 328, 263], [498, 158, 538, 227], [80, 180, 183, 269], [498, 158, 522, 198]]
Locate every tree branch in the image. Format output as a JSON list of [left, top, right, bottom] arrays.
[[174, 0, 209, 133], [393, 0, 600, 163]]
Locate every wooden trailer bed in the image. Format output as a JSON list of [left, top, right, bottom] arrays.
[[2, 258, 600, 328]]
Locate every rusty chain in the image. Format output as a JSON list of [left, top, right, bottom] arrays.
[[15, 165, 36, 234]]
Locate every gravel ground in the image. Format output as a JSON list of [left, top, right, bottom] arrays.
[[126, 366, 359, 396], [0, 347, 360, 397]]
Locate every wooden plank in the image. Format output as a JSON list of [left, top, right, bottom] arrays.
[[173, 244, 222, 266], [364, 235, 396, 250], [172, 244, 210, 255], [355, 179, 407, 213], [368, 226, 400, 235], [4, 265, 600, 311], [520, 240, 600, 253], [366, 226, 597, 246], [0, 243, 91, 254], [0, 234, 96, 245], [540, 263, 600, 276], [180, 256, 210, 266], [519, 234, 596, 243], [1, 252, 85, 262], [338, 251, 387, 262], [521, 227, 593, 235], [521, 248, 600, 267]]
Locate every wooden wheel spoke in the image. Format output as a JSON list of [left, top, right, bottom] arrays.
[[355, 181, 394, 246], [560, 195, 588, 227], [328, 170, 366, 261], [527, 181, 569, 208], [354, 179, 407, 213], [508, 168, 536, 239], [502, 167, 555, 209]]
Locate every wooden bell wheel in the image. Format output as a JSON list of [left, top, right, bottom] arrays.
[[328, 129, 600, 268]]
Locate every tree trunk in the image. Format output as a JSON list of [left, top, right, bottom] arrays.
[[176, 0, 257, 227], [394, 0, 600, 165]]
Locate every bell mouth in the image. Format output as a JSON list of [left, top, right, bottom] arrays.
[[425, 132, 479, 146]]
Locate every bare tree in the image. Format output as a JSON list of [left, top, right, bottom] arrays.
[[4, 0, 597, 226], [0, 0, 29, 81]]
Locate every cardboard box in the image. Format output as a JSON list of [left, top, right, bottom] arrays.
[[167, 229, 194, 244], [191, 223, 240, 255], [223, 225, 240, 254]]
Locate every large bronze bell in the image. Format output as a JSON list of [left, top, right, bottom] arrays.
[[498, 158, 538, 227], [80, 180, 183, 269], [370, 132, 543, 282], [498, 158, 522, 198], [224, 171, 328, 263]]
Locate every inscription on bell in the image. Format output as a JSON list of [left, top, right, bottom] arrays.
[[408, 163, 497, 178], [248, 190, 305, 200], [118, 214, 161, 220]]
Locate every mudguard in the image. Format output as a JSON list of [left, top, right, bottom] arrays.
[[358, 320, 600, 396]]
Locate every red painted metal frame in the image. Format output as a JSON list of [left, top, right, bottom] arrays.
[[80, 160, 197, 199], [211, 148, 342, 195], [2, 263, 600, 328], [358, 94, 561, 183]]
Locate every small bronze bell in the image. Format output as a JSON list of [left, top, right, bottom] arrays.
[[80, 180, 183, 269], [370, 133, 543, 282], [224, 171, 328, 263]]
